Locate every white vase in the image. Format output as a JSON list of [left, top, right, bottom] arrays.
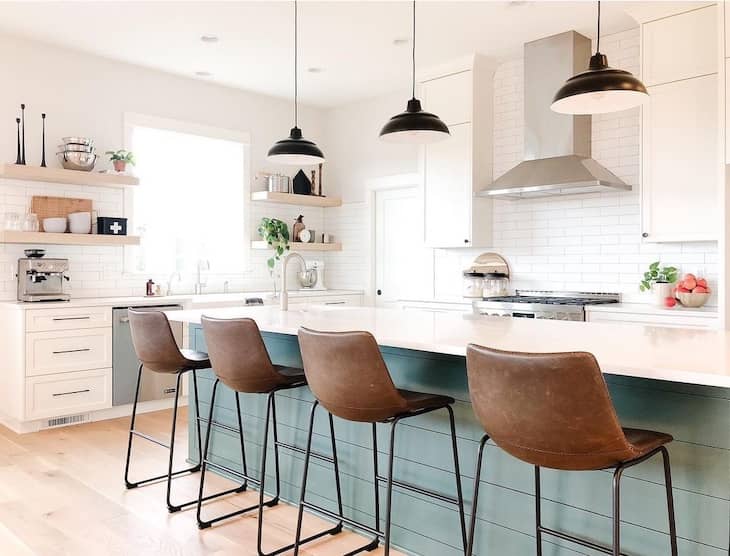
[[652, 282, 675, 307]]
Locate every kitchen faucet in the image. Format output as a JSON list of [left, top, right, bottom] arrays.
[[280, 252, 306, 311], [194, 259, 210, 295], [166, 271, 181, 296]]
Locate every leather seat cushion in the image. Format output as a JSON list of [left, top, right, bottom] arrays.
[[180, 349, 211, 370], [399, 389, 455, 413], [624, 427, 673, 457]]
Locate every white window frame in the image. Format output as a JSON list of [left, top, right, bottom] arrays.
[[122, 112, 252, 276]]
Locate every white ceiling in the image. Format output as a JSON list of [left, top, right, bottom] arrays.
[[0, 1, 704, 107]]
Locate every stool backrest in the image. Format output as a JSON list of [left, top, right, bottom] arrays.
[[466, 343, 635, 470], [201, 316, 289, 393], [298, 327, 409, 422], [128, 309, 186, 373]]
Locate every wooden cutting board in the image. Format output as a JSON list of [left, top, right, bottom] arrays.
[[31, 196, 92, 232]]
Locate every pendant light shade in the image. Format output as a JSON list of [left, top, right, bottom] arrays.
[[268, 1, 325, 165], [551, 2, 648, 115], [379, 0, 449, 143]]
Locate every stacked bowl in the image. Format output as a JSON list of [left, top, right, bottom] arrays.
[[58, 137, 96, 171]]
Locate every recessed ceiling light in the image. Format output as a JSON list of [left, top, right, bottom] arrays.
[[200, 35, 219, 43], [195, 71, 212, 77], [393, 38, 410, 46], [307, 67, 324, 73]]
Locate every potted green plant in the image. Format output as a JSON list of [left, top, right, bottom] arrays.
[[105, 149, 135, 173], [257, 217, 290, 273], [639, 261, 678, 307]]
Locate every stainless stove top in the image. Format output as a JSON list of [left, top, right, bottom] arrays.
[[473, 290, 620, 321]]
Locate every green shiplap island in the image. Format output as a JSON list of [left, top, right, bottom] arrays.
[[166, 305, 730, 555]]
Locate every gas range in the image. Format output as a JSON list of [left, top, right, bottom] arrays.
[[472, 290, 620, 321]]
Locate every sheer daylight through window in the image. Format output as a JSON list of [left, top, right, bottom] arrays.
[[129, 124, 247, 274]]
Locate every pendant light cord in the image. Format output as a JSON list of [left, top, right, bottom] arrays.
[[294, 0, 299, 127], [596, 0, 601, 54], [411, 0, 416, 99]]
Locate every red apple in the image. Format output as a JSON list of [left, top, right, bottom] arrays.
[[693, 286, 709, 294], [696, 278, 708, 288], [677, 286, 691, 293], [683, 273, 697, 281], [664, 296, 677, 308], [683, 277, 697, 290]]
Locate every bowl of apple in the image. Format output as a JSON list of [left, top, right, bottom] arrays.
[[674, 273, 711, 308]]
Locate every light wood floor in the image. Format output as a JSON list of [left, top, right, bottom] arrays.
[[0, 408, 404, 556]]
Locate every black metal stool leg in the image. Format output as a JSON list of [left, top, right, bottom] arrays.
[[256, 391, 280, 555], [660, 447, 679, 556], [166, 371, 186, 512], [327, 413, 345, 533], [446, 405, 468, 553], [612, 465, 625, 556], [466, 434, 489, 556], [191, 370, 204, 465], [372, 423, 382, 541], [234, 391, 249, 489], [124, 363, 144, 489], [383, 415, 405, 556], [196, 378, 219, 526], [293, 401, 319, 556], [270, 391, 282, 503], [535, 466, 543, 556]]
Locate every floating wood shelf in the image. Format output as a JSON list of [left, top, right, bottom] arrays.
[[251, 240, 342, 252], [0, 231, 140, 246], [251, 191, 341, 208], [0, 164, 139, 188]]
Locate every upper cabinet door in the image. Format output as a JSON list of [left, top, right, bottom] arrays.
[[642, 74, 718, 242], [643, 5, 718, 86], [421, 71, 472, 126], [424, 122, 473, 247]]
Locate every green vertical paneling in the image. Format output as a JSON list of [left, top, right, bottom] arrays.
[[189, 327, 730, 556]]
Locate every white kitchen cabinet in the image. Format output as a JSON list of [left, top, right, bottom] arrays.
[[25, 327, 113, 377], [422, 70, 472, 126], [289, 294, 362, 307], [586, 307, 718, 329], [25, 306, 112, 332], [25, 368, 112, 420], [421, 55, 494, 248], [643, 5, 718, 86], [641, 73, 719, 242]]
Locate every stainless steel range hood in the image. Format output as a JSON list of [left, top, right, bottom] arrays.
[[480, 31, 630, 199]]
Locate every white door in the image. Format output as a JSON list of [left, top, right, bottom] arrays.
[[375, 187, 434, 307]]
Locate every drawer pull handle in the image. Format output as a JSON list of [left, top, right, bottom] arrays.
[[52, 316, 91, 321], [325, 301, 346, 305], [52, 389, 91, 397], [52, 348, 92, 355]]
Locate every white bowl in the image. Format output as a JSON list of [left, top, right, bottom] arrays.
[[676, 292, 710, 308], [68, 211, 91, 234], [43, 217, 67, 233]]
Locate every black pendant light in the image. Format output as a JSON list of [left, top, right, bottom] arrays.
[[552, 1, 648, 115], [268, 0, 325, 165], [379, 0, 449, 143]]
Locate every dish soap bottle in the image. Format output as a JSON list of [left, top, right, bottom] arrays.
[[146, 279, 155, 296]]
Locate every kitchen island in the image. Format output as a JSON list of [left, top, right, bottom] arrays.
[[168, 305, 730, 555]]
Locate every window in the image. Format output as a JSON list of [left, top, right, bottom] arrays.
[[125, 114, 250, 275]]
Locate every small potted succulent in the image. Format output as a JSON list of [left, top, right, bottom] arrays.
[[639, 261, 678, 307], [105, 149, 136, 173]]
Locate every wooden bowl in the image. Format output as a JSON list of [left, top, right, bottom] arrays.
[[676, 292, 710, 308]]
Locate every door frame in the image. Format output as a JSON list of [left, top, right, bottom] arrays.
[[366, 172, 430, 307]]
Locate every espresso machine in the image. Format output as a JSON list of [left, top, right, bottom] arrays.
[[17, 257, 70, 302]]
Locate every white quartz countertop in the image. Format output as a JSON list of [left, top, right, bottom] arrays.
[[165, 305, 730, 389], [0, 290, 363, 310]]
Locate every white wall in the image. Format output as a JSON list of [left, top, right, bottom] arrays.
[[322, 27, 719, 305], [0, 33, 326, 299]]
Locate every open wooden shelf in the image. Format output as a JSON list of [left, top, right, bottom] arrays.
[[0, 164, 139, 188], [0, 230, 140, 246], [251, 191, 341, 208], [251, 240, 342, 252]]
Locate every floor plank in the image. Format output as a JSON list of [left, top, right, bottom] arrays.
[[0, 409, 404, 556]]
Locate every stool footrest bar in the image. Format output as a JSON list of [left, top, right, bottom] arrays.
[[539, 526, 630, 556], [126, 464, 200, 489], [130, 429, 170, 449], [375, 474, 459, 505], [302, 501, 381, 537], [276, 440, 334, 463], [196, 416, 240, 434], [204, 459, 261, 487]]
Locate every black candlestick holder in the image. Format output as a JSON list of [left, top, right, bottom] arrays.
[[20, 103, 26, 165], [40, 113, 47, 167], [15, 118, 22, 164]]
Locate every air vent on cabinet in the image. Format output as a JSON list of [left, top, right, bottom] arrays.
[[42, 413, 89, 429]]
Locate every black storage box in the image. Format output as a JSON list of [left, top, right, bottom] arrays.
[[97, 217, 128, 235]]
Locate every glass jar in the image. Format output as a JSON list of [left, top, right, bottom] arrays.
[[22, 213, 39, 232], [483, 272, 510, 298], [462, 272, 486, 298], [3, 212, 21, 231]]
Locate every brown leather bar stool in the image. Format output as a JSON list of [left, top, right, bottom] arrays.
[[465, 344, 678, 556], [125, 309, 245, 513], [294, 327, 467, 556], [198, 316, 343, 556]]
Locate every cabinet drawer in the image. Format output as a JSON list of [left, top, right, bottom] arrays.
[[25, 368, 112, 420], [290, 295, 362, 307], [586, 310, 717, 329], [26, 328, 112, 377], [25, 306, 112, 332]]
